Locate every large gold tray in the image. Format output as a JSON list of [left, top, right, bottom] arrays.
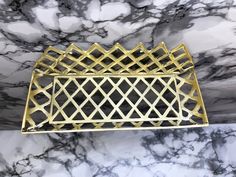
[[21, 42, 208, 134]]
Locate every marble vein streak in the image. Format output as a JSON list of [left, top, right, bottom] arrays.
[[0, 0, 236, 129], [0, 124, 236, 177]]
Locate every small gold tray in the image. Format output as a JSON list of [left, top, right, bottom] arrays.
[[21, 42, 208, 134]]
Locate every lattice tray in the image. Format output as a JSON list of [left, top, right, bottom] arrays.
[[21, 42, 208, 134]]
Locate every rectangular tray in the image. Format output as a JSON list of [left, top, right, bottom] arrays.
[[21, 42, 208, 133]]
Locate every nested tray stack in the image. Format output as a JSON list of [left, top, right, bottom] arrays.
[[21, 42, 208, 134]]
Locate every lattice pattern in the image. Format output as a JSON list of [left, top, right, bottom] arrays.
[[34, 42, 192, 75], [21, 42, 208, 134], [50, 76, 181, 124]]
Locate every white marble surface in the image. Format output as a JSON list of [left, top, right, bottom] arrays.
[[0, 0, 236, 128], [0, 1, 236, 176], [0, 124, 236, 177]]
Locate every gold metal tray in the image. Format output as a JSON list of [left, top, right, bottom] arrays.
[[21, 42, 208, 134]]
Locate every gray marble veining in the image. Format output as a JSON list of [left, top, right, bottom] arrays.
[[0, 0, 236, 129], [0, 124, 236, 177], [1, 1, 236, 176]]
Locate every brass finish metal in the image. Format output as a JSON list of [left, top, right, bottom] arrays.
[[21, 42, 208, 134]]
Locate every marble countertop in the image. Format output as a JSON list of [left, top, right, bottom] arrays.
[[0, 124, 236, 177], [0, 0, 236, 129], [0, 1, 236, 176]]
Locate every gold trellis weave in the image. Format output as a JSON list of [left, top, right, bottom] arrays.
[[21, 42, 208, 134]]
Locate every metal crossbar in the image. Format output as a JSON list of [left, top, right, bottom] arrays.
[[21, 42, 208, 134]]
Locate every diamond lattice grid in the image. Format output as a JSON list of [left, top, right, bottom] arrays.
[[50, 76, 181, 124], [34, 42, 185, 75], [22, 42, 208, 133]]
